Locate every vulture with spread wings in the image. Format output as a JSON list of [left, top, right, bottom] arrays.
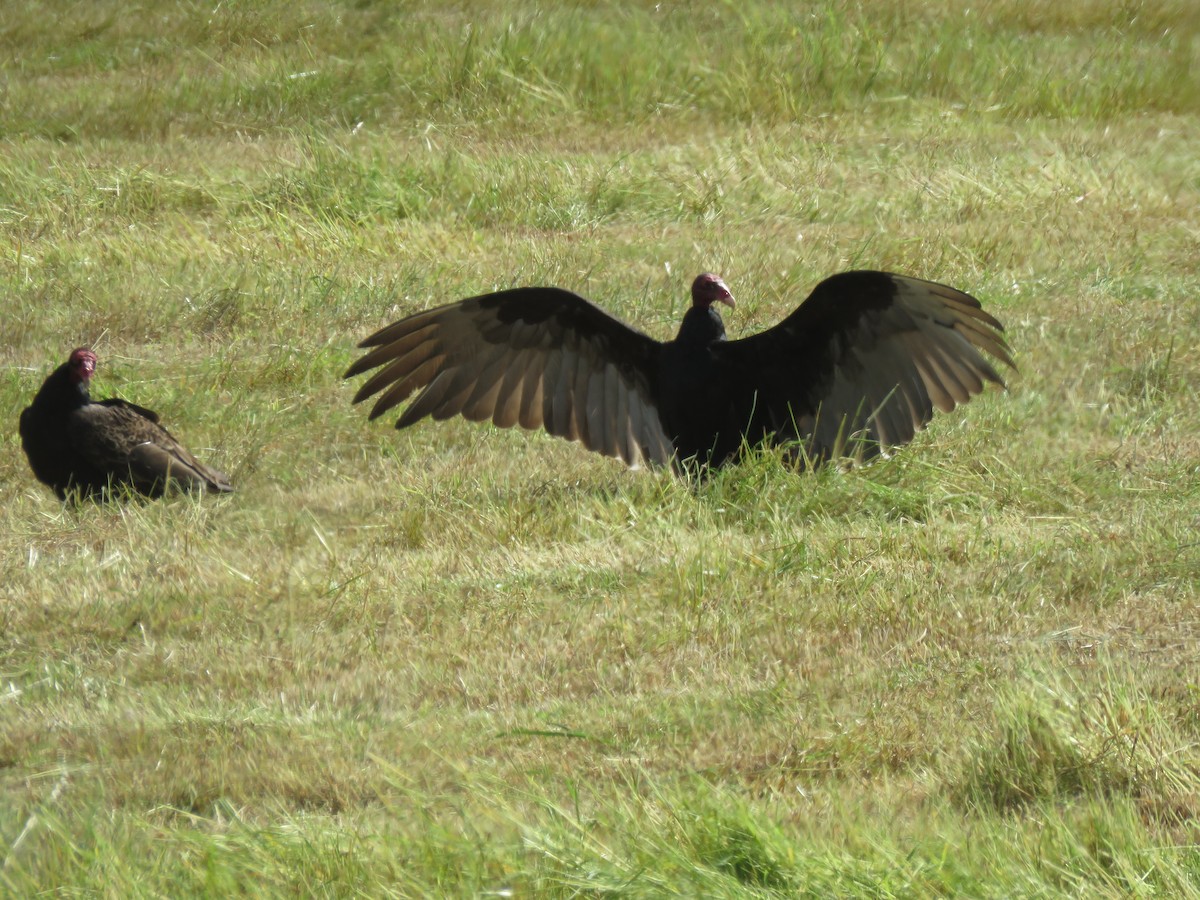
[[346, 270, 1014, 470], [20, 348, 234, 500]]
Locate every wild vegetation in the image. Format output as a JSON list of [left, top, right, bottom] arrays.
[[2, 0, 1198, 894]]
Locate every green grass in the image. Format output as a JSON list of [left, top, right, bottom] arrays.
[[3, 0, 1200, 895]]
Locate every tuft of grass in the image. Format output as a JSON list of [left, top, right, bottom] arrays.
[[953, 666, 1200, 819]]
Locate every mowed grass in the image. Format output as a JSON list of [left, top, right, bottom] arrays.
[[2, 0, 1199, 894]]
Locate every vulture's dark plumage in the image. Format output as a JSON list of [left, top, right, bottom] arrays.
[[346, 271, 1015, 470], [19, 348, 234, 500]]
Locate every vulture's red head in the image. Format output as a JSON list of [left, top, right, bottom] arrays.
[[691, 273, 734, 309], [68, 348, 97, 385]]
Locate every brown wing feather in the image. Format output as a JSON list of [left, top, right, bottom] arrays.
[[69, 402, 232, 494], [490, 350, 531, 429], [717, 271, 1015, 461], [346, 287, 673, 467]]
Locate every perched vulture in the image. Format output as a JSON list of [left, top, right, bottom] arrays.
[[346, 271, 1015, 471], [19, 348, 234, 500]]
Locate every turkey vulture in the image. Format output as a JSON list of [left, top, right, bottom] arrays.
[[19, 348, 234, 500], [345, 271, 1015, 470]]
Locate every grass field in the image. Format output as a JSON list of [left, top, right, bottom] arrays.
[[3, 0, 1199, 894]]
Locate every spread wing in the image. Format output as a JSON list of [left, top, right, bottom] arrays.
[[69, 400, 233, 494], [717, 271, 1016, 461], [345, 287, 674, 467]]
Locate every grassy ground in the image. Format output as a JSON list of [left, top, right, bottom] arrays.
[[2, 0, 1199, 894]]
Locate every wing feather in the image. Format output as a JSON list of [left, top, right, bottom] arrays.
[[902, 336, 958, 414], [459, 346, 519, 422], [584, 355, 607, 451], [363, 354, 446, 420], [68, 402, 232, 495], [568, 349, 592, 446], [396, 369, 455, 428], [353, 341, 443, 408], [348, 287, 668, 465], [921, 342, 971, 405], [429, 369, 485, 422], [490, 350, 531, 429], [865, 343, 923, 445], [612, 368, 633, 464], [550, 349, 579, 441], [346, 322, 439, 378], [518, 354, 546, 431], [714, 270, 1014, 461]]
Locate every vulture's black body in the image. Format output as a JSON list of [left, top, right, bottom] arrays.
[[346, 271, 1015, 470], [20, 349, 234, 500]]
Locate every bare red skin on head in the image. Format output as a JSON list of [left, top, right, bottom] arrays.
[[68, 348, 97, 384], [690, 273, 735, 309]]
